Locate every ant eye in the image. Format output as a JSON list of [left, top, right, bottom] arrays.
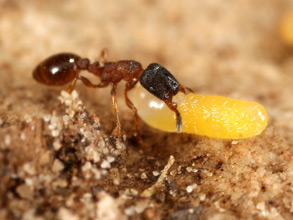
[[129, 84, 268, 139], [140, 63, 179, 100]]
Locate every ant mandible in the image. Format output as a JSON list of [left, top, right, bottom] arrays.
[[33, 50, 192, 138]]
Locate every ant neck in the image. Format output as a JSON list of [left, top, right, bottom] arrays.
[[87, 61, 104, 77]]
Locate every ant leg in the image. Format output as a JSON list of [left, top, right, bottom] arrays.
[[179, 84, 194, 94], [66, 75, 109, 93], [111, 83, 121, 136], [66, 77, 79, 93], [78, 76, 109, 88], [99, 48, 108, 64], [124, 79, 141, 140], [164, 97, 182, 132]]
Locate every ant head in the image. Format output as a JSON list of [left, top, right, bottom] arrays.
[[139, 63, 179, 100]]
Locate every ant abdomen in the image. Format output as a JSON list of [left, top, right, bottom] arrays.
[[33, 53, 81, 86]]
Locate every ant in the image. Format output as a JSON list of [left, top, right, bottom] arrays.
[[33, 50, 192, 139]]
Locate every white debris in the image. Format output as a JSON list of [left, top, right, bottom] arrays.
[[96, 192, 126, 220], [101, 160, 111, 169], [152, 171, 160, 176], [186, 184, 197, 193], [141, 173, 147, 179], [107, 156, 115, 163]]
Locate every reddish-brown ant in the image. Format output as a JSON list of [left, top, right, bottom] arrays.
[[33, 50, 192, 138]]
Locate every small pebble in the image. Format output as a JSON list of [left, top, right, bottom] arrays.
[[4, 135, 11, 145], [16, 184, 33, 200], [152, 171, 160, 176], [101, 160, 111, 169], [186, 167, 193, 173], [107, 156, 115, 163], [186, 184, 197, 193], [20, 133, 26, 140], [124, 206, 135, 216], [141, 173, 147, 179], [52, 159, 64, 173]]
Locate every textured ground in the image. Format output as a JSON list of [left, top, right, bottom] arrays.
[[1, 0, 293, 219]]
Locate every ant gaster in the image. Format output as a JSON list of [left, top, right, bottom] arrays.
[[33, 50, 192, 138]]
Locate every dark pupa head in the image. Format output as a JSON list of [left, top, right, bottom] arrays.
[[139, 63, 179, 100], [33, 53, 81, 86]]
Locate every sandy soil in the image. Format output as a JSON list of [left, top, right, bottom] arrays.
[[1, 0, 293, 219]]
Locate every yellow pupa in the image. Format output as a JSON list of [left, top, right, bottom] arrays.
[[128, 84, 268, 139]]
